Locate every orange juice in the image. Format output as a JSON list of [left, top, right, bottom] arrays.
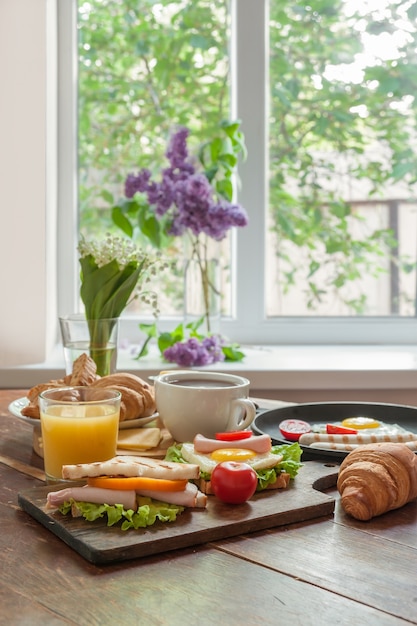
[[40, 403, 119, 480]]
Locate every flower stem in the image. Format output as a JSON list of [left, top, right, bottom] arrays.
[[190, 235, 220, 335], [87, 318, 118, 376]]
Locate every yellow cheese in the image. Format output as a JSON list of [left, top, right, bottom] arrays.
[[117, 427, 161, 451]]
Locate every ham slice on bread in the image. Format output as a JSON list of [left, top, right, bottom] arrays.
[[47, 481, 207, 510], [193, 433, 272, 454], [47, 485, 137, 511]]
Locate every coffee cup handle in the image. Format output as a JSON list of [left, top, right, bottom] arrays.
[[227, 398, 257, 432]]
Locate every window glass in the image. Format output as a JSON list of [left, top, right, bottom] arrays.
[[77, 0, 232, 318], [267, 0, 417, 317], [74, 0, 417, 346]]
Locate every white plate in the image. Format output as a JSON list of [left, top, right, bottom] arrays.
[[8, 397, 159, 430], [119, 414, 159, 429]]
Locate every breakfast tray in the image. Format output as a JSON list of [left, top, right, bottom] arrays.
[[18, 461, 337, 565]]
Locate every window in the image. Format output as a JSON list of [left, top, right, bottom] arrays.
[[65, 0, 417, 347]]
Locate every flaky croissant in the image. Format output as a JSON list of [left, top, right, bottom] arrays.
[[90, 373, 156, 420], [337, 442, 417, 521], [21, 355, 156, 421]]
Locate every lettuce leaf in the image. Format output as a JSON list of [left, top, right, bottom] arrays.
[[165, 443, 186, 464], [165, 443, 213, 480], [271, 442, 303, 478], [165, 441, 303, 491], [59, 496, 184, 531]]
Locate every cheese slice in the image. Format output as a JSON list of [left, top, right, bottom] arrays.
[[117, 427, 161, 451]]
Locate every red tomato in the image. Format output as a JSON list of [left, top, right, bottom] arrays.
[[326, 424, 358, 434], [211, 461, 258, 504], [279, 419, 311, 441], [215, 431, 252, 441]]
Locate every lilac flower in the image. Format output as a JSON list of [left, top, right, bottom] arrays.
[[165, 126, 192, 170], [201, 335, 225, 363], [124, 169, 152, 198], [163, 336, 225, 367], [123, 125, 248, 336], [123, 126, 248, 241]]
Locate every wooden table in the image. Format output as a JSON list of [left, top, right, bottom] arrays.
[[1, 389, 417, 625]]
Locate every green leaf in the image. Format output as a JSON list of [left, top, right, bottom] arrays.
[[100, 189, 114, 204], [222, 344, 245, 361], [59, 497, 184, 530], [79, 255, 146, 320], [139, 322, 158, 338], [216, 178, 233, 201], [111, 206, 134, 238], [157, 325, 185, 353]]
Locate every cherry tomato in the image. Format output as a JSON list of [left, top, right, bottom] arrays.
[[211, 461, 258, 504], [326, 424, 358, 435], [215, 431, 253, 441], [279, 419, 311, 441]]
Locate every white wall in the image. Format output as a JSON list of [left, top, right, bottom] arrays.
[[0, 0, 57, 368]]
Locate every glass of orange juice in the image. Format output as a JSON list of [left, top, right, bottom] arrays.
[[39, 386, 121, 483]]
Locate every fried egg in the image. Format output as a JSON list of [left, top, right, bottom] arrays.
[[181, 443, 282, 474], [312, 417, 410, 436]]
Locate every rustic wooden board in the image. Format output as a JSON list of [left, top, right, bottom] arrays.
[[18, 461, 338, 565]]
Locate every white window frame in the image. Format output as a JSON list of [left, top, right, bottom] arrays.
[[56, 0, 417, 348]]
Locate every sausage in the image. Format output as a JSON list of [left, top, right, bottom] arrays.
[[309, 442, 359, 451], [298, 432, 417, 446], [309, 439, 417, 452]]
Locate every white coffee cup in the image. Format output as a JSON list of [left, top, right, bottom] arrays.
[[154, 370, 257, 442]]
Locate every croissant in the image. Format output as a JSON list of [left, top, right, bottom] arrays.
[[337, 442, 417, 521], [91, 373, 156, 419], [21, 355, 156, 421]]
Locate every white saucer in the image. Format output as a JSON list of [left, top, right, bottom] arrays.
[[8, 397, 159, 430]]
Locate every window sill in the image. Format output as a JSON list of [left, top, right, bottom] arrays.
[[2, 344, 417, 394]]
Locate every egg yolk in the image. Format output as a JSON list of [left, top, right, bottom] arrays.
[[341, 417, 380, 429], [211, 448, 257, 462]]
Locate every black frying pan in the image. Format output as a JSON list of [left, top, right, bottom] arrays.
[[252, 401, 417, 461]]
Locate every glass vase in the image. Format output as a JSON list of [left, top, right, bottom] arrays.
[[59, 314, 119, 377], [183, 239, 221, 335]]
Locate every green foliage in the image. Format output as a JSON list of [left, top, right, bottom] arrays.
[[135, 317, 245, 362], [267, 0, 417, 312], [110, 120, 246, 249], [77, 0, 417, 315]]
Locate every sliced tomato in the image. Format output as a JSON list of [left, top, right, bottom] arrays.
[[215, 431, 253, 441], [87, 476, 188, 492], [279, 419, 311, 441], [326, 424, 358, 434]]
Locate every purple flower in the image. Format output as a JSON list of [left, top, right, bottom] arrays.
[[122, 127, 249, 241], [163, 336, 225, 367], [203, 202, 249, 240], [165, 126, 191, 170], [124, 169, 152, 198], [202, 335, 225, 363]]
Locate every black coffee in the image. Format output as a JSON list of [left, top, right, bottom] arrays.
[[169, 379, 238, 388]]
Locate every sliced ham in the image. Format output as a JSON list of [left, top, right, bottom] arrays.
[[136, 482, 207, 508], [46, 485, 137, 511], [193, 433, 271, 454]]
